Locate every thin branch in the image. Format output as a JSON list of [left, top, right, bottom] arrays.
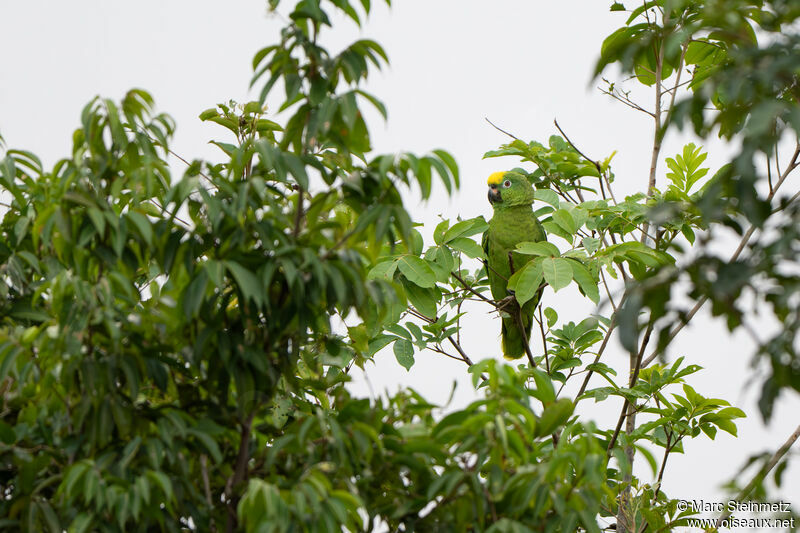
[[514, 305, 537, 369], [599, 87, 656, 118], [506, 251, 537, 368], [292, 186, 304, 238], [554, 119, 603, 177], [150, 198, 192, 229], [134, 124, 216, 186], [446, 337, 475, 367], [225, 412, 255, 533], [641, 37, 665, 246], [537, 305, 550, 373], [429, 344, 467, 362], [553, 182, 580, 205], [167, 145, 215, 185], [606, 323, 653, 454], [664, 41, 689, 128], [451, 271, 497, 307], [406, 305, 487, 381], [484, 117, 521, 141], [603, 172, 619, 205], [654, 430, 685, 499], [200, 455, 217, 532], [767, 155, 774, 195], [576, 316, 619, 399], [715, 423, 800, 528], [663, 77, 693, 96], [600, 268, 618, 312], [642, 141, 800, 368]]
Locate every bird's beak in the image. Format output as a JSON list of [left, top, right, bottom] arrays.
[[488, 185, 502, 204]]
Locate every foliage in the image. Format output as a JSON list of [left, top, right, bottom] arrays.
[[1, 0, 799, 532], [597, 0, 800, 418]]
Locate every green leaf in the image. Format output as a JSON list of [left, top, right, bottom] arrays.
[[537, 398, 574, 436], [531, 369, 556, 404], [551, 209, 577, 234], [198, 108, 219, 121], [568, 259, 600, 303], [541, 257, 573, 292], [508, 262, 544, 306], [448, 237, 484, 259], [367, 260, 397, 281], [397, 256, 437, 288], [393, 339, 415, 370], [403, 282, 439, 318], [432, 149, 460, 188], [187, 429, 223, 464], [544, 307, 558, 327], [0, 421, 15, 444], [442, 218, 486, 243], [516, 241, 560, 257], [224, 260, 264, 307], [534, 189, 560, 207], [183, 271, 208, 318], [127, 211, 153, 246], [582, 237, 601, 255]]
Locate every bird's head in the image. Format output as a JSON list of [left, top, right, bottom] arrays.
[[487, 171, 535, 208]]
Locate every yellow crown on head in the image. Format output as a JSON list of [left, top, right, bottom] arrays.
[[487, 171, 506, 186]]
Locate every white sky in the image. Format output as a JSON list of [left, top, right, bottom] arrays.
[[1, 0, 798, 524]]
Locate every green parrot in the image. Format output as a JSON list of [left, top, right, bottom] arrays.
[[482, 171, 547, 359]]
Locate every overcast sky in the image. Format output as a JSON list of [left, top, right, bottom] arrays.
[[1, 0, 797, 522]]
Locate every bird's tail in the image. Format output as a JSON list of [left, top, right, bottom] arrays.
[[501, 314, 533, 360]]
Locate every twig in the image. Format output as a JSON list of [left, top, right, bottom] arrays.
[[641, 141, 800, 368], [537, 305, 550, 373], [200, 455, 217, 532], [485, 117, 521, 141], [606, 323, 653, 454], [664, 41, 689, 129], [133, 124, 216, 186], [600, 269, 618, 312], [554, 119, 603, 176], [603, 172, 619, 205], [225, 412, 255, 533], [599, 87, 656, 118], [715, 423, 800, 528], [654, 429, 685, 499], [446, 337, 475, 367], [514, 305, 537, 369], [576, 316, 619, 399], [292, 186, 304, 237], [406, 305, 488, 381], [450, 271, 497, 307]]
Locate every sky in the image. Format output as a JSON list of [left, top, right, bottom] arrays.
[[1, 0, 798, 523]]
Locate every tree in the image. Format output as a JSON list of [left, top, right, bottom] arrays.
[[1, 0, 798, 532]]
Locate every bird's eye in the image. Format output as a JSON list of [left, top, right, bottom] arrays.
[[503, 180, 511, 188]]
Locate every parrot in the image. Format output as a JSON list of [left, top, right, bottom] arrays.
[[482, 171, 547, 359]]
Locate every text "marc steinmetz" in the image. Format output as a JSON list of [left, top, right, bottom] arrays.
[[677, 499, 792, 513]]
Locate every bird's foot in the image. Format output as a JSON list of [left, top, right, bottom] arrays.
[[496, 294, 518, 313]]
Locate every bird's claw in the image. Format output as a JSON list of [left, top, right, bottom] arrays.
[[496, 294, 518, 313]]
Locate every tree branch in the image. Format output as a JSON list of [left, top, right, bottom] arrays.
[[641, 141, 800, 368], [485, 117, 521, 141], [450, 271, 497, 307], [225, 412, 255, 533], [606, 323, 653, 454], [715, 423, 800, 528], [554, 119, 603, 177]]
